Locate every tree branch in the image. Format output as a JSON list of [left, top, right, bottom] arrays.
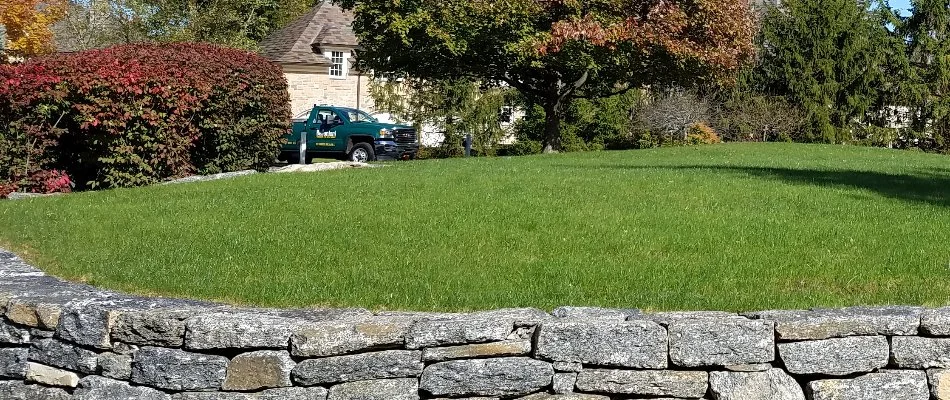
[[572, 84, 636, 100], [556, 70, 590, 104], [498, 75, 547, 98]]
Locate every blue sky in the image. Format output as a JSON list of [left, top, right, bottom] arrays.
[[890, 0, 913, 15]]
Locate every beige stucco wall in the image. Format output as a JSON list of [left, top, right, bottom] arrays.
[[283, 64, 374, 116]]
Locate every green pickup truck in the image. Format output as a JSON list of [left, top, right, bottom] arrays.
[[280, 105, 418, 163]]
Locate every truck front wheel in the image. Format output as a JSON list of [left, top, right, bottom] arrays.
[[348, 143, 376, 163]]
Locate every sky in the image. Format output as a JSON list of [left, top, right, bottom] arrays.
[[890, 0, 913, 16]]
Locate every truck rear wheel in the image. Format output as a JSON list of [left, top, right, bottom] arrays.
[[349, 143, 375, 163]]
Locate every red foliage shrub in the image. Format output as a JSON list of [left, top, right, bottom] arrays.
[[0, 43, 290, 192]]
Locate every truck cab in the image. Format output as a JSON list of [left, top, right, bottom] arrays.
[[281, 105, 418, 163]]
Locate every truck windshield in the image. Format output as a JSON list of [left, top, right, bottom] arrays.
[[341, 108, 377, 123]]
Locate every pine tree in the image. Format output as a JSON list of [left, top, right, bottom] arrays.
[[903, 0, 950, 148], [758, 0, 892, 142]]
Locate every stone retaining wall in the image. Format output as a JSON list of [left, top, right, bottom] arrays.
[[1, 248, 948, 399]]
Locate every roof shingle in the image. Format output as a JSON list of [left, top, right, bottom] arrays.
[[259, 1, 359, 65]]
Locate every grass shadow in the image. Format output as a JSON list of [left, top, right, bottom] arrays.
[[569, 164, 950, 208]]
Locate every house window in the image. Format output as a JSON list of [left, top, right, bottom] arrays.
[[329, 51, 346, 78]]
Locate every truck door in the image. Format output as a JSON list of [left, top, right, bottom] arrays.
[[310, 109, 345, 152]]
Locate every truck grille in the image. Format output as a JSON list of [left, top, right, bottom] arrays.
[[393, 129, 417, 145]]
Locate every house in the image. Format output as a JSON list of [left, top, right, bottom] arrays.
[[259, 2, 372, 116], [260, 2, 521, 147]]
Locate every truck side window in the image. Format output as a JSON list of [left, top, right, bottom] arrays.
[[317, 110, 340, 133]]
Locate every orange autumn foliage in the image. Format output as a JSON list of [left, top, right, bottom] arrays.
[[543, 0, 758, 78], [0, 0, 67, 58]]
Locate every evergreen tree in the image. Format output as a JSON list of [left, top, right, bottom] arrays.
[[903, 0, 950, 148], [758, 0, 892, 142]]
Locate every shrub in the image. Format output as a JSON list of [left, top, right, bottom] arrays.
[[686, 123, 721, 145], [0, 43, 290, 192], [635, 89, 711, 143], [0, 63, 70, 197], [417, 144, 464, 159], [499, 140, 543, 156], [713, 95, 806, 142]]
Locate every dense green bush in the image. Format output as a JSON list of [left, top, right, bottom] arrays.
[[514, 91, 642, 152], [416, 144, 464, 159], [0, 43, 290, 193], [498, 140, 543, 156]]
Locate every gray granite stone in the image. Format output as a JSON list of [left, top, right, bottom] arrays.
[[1, 277, 97, 329], [56, 296, 206, 350], [185, 312, 308, 350], [292, 350, 423, 385], [639, 310, 740, 326], [131, 346, 228, 391], [535, 319, 667, 368], [55, 301, 121, 349], [747, 306, 922, 340], [553, 361, 582, 372], [328, 378, 419, 400], [98, 352, 133, 380], [290, 317, 414, 357], [405, 317, 514, 349], [420, 357, 553, 397], [551, 306, 639, 320], [923, 308, 950, 336], [29, 328, 53, 339], [74, 375, 171, 400], [709, 369, 805, 400], [112, 342, 138, 355], [553, 372, 577, 394], [264, 307, 372, 321], [0, 379, 71, 400], [893, 336, 950, 368], [29, 337, 98, 374], [669, 317, 774, 367], [172, 387, 329, 399], [574, 369, 708, 397], [113, 308, 195, 347], [0, 253, 116, 336], [223, 350, 294, 391], [778, 336, 889, 375], [508, 325, 536, 340], [469, 308, 551, 324], [724, 363, 772, 372], [0, 251, 45, 276], [808, 370, 928, 400], [422, 340, 531, 362], [0, 346, 28, 378], [0, 319, 30, 344]]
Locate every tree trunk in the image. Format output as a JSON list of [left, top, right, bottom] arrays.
[[538, 71, 588, 153], [541, 98, 563, 153]]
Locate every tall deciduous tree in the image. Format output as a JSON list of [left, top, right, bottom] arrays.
[[336, 0, 757, 152], [50, 0, 313, 52], [757, 0, 893, 142], [0, 0, 67, 57]]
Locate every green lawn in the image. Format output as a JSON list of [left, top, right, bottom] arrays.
[[1, 143, 949, 312]]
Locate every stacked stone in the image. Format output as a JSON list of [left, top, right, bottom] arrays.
[[2, 248, 950, 399]]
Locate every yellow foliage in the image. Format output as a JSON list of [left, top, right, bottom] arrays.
[[0, 0, 67, 58], [686, 122, 721, 145]]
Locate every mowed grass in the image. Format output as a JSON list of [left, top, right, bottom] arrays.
[[1, 143, 950, 312]]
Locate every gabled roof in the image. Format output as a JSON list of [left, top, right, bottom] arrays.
[[260, 1, 359, 65]]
